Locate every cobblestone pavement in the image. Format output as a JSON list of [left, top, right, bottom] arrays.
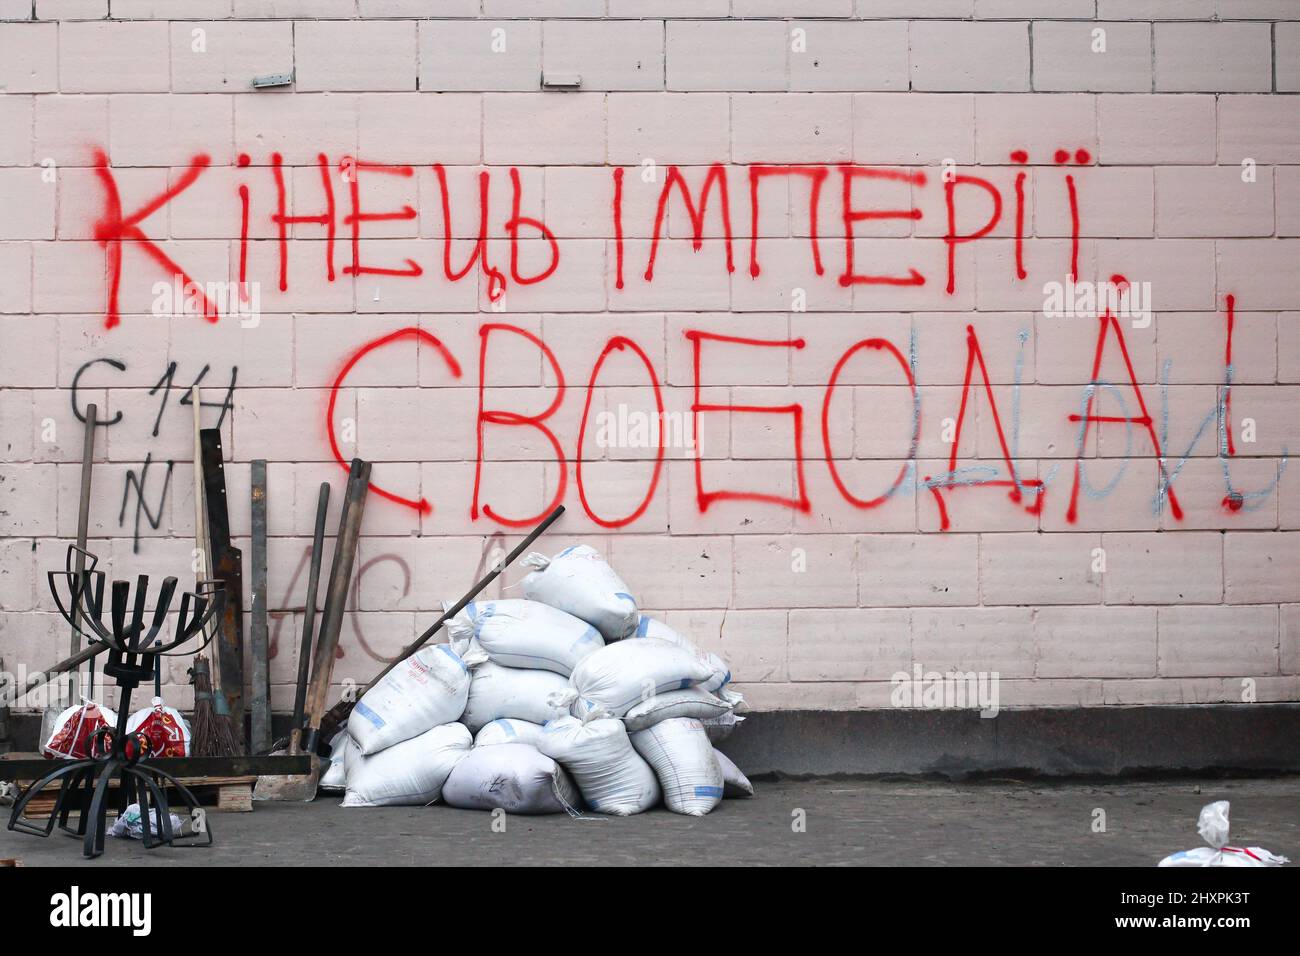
[[2, 776, 1297, 867]]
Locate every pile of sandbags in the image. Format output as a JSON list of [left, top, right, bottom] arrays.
[[333, 544, 750, 816]]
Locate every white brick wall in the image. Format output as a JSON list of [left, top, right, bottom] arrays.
[[1, 2, 1297, 713]]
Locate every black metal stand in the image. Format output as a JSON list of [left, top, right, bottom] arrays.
[[6, 546, 224, 859]]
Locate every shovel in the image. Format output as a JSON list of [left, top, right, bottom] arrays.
[[253, 481, 330, 800], [41, 403, 97, 746], [255, 461, 369, 801]]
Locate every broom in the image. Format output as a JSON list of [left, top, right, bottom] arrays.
[[190, 656, 241, 758], [190, 385, 240, 756]]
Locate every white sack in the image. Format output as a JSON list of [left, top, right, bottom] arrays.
[[462, 661, 574, 733], [570, 638, 714, 719], [319, 727, 356, 793], [441, 743, 582, 815], [1158, 800, 1289, 867], [633, 616, 732, 695], [630, 717, 724, 817], [522, 545, 638, 641], [622, 686, 734, 733], [446, 599, 603, 677], [702, 712, 745, 744], [348, 642, 475, 756], [474, 718, 545, 749], [537, 716, 660, 816], [714, 749, 754, 798], [342, 722, 471, 808]]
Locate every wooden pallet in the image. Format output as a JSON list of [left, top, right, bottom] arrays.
[[17, 777, 255, 818], [2, 755, 254, 816]]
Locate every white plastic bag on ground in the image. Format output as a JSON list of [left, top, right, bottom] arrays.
[[713, 749, 754, 798], [537, 716, 660, 816], [570, 638, 714, 719], [522, 545, 638, 641], [622, 686, 734, 733], [462, 661, 574, 733], [630, 717, 724, 816], [342, 722, 471, 808], [474, 718, 545, 749], [1158, 800, 1289, 867], [446, 599, 603, 677], [348, 642, 476, 755], [319, 728, 355, 793], [633, 616, 732, 695], [441, 743, 582, 814], [109, 803, 185, 840]]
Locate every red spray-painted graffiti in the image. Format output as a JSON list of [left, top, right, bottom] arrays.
[[84, 148, 1285, 530], [89, 148, 1097, 324]]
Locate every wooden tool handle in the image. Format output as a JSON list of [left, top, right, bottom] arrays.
[[302, 461, 370, 754], [292, 482, 331, 738]]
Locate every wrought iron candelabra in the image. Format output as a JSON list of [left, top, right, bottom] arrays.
[[7, 545, 224, 858]]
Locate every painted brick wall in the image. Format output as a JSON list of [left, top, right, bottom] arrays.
[[1, 1, 1298, 715]]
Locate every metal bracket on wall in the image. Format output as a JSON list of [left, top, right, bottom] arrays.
[[541, 72, 582, 91], [252, 72, 293, 89]]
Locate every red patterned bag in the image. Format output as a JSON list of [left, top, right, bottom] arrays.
[[44, 703, 116, 759]]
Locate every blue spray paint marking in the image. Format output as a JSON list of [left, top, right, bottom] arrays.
[[1154, 357, 1288, 515]]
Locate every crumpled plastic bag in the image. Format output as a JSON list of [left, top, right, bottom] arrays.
[[1157, 800, 1289, 867], [109, 803, 186, 840]]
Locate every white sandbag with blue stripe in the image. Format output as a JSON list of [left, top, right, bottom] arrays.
[[622, 686, 734, 733], [462, 661, 576, 734], [569, 637, 715, 720], [537, 716, 660, 816], [441, 743, 582, 815], [348, 642, 481, 756], [713, 748, 754, 798], [446, 598, 603, 677], [473, 717, 545, 749], [319, 725, 356, 792], [631, 615, 735, 697], [630, 717, 724, 816], [521, 544, 639, 640], [342, 722, 471, 808]]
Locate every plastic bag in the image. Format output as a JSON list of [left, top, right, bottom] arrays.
[[348, 642, 476, 756], [44, 702, 116, 759], [446, 599, 603, 677], [474, 718, 545, 749], [633, 616, 732, 695], [714, 749, 754, 798], [462, 661, 574, 733], [341, 722, 471, 808], [537, 716, 660, 816], [319, 727, 356, 793], [441, 743, 582, 815], [109, 802, 186, 840], [622, 686, 734, 733], [630, 717, 724, 816], [1157, 801, 1289, 867], [125, 697, 191, 758], [522, 545, 638, 641], [570, 638, 715, 720]]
